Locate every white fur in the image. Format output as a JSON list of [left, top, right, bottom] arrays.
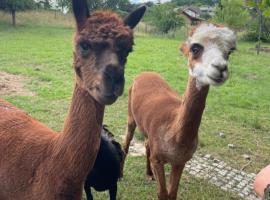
[[188, 23, 236, 88]]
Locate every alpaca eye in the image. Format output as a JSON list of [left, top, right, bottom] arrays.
[[226, 47, 236, 58], [80, 42, 91, 52], [190, 43, 203, 56], [228, 47, 236, 55]]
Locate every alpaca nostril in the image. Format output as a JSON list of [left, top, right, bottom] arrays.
[[220, 73, 223, 79], [221, 65, 228, 72]]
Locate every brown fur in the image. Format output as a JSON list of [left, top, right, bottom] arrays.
[[122, 23, 234, 200], [81, 12, 133, 41], [0, 1, 145, 199], [122, 73, 208, 200]]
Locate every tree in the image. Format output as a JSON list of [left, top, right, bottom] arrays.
[[0, 0, 34, 26], [55, 0, 132, 13], [145, 3, 184, 33], [171, 0, 220, 6], [245, 0, 270, 54], [35, 0, 52, 10], [246, 0, 270, 17], [213, 0, 250, 31], [116, 0, 134, 12]]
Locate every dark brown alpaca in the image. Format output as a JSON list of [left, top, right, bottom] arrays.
[[122, 23, 236, 200], [0, 1, 146, 199]]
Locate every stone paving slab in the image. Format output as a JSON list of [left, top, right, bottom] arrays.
[[185, 154, 260, 200], [126, 138, 261, 200]]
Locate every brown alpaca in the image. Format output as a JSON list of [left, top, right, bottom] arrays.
[[0, 1, 146, 199], [122, 23, 236, 200]]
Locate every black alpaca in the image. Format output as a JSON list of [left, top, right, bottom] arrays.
[[84, 126, 124, 200]]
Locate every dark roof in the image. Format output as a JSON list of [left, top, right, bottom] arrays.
[[185, 6, 201, 14]]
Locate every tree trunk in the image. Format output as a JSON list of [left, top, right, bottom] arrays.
[[11, 10, 16, 27], [257, 12, 262, 55], [257, 0, 262, 55]]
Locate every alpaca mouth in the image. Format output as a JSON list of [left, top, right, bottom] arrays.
[[104, 93, 117, 99], [86, 86, 118, 105], [100, 93, 118, 105], [207, 75, 225, 84]]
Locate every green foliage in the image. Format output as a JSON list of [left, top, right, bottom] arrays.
[[244, 0, 270, 43], [0, 0, 34, 11], [244, 16, 270, 42], [54, 0, 132, 13], [246, 0, 270, 17], [171, 0, 219, 6], [262, 0, 270, 16], [213, 0, 250, 31], [35, 0, 52, 10], [145, 3, 184, 33], [0, 0, 34, 26], [200, 12, 212, 20]]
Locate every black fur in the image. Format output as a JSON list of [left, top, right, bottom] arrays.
[[84, 125, 124, 200]]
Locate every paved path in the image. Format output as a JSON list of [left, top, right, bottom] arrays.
[[127, 139, 260, 200]]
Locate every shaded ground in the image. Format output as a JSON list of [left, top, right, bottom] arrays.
[[0, 72, 34, 96]]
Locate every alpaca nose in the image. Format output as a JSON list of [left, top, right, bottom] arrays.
[[104, 65, 124, 86], [212, 64, 228, 72]]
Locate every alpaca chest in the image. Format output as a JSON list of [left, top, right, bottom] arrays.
[[157, 136, 198, 164]]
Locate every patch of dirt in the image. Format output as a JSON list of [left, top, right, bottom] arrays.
[[242, 72, 259, 80], [0, 72, 34, 96], [121, 135, 145, 157]]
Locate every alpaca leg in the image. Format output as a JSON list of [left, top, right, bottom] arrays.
[[168, 164, 185, 200], [84, 185, 93, 200], [151, 161, 168, 200], [122, 87, 137, 155], [145, 140, 154, 180], [120, 117, 136, 177], [121, 88, 137, 177], [109, 183, 117, 200], [122, 117, 136, 155]]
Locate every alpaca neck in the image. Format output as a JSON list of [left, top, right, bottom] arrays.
[[175, 76, 209, 143], [53, 83, 104, 181]]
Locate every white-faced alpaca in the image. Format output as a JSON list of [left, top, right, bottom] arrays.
[[0, 1, 146, 199], [122, 23, 236, 200]]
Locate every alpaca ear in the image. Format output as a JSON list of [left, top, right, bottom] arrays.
[[180, 42, 189, 57], [72, 0, 90, 31], [124, 5, 146, 29]]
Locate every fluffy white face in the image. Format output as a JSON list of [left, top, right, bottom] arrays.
[[186, 23, 236, 88]]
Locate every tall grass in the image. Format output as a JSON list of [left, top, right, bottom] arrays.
[[0, 10, 74, 28], [0, 10, 188, 40]]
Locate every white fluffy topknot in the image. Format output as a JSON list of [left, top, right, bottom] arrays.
[[189, 23, 236, 49]]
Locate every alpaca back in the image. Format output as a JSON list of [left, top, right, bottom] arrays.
[[130, 72, 181, 135]]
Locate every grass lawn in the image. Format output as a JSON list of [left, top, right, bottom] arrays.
[[0, 13, 270, 199]]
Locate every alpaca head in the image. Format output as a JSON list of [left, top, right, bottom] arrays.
[[72, 0, 146, 105], [181, 23, 236, 88]]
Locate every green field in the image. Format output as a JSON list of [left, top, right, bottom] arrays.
[[0, 12, 270, 199]]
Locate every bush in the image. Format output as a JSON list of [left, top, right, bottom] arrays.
[[213, 0, 250, 31], [144, 3, 184, 34], [243, 17, 270, 42]]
